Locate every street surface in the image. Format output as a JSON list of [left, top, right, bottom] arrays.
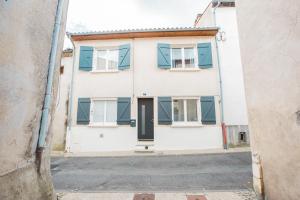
[[51, 152, 253, 192]]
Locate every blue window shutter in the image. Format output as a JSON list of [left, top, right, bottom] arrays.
[[118, 44, 130, 70], [77, 98, 91, 124], [79, 46, 93, 71], [201, 96, 216, 124], [198, 43, 213, 68], [158, 97, 172, 124], [157, 43, 171, 69], [117, 97, 131, 125]]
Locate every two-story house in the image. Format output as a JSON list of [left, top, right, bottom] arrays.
[[64, 27, 224, 152]]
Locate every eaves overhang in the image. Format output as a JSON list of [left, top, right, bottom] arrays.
[[68, 27, 219, 41]]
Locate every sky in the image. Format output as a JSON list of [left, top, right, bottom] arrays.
[[64, 0, 211, 48]]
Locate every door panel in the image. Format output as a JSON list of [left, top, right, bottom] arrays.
[[138, 98, 154, 141]]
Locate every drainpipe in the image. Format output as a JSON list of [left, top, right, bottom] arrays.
[[36, 0, 65, 159], [65, 33, 76, 152], [213, 0, 228, 149]]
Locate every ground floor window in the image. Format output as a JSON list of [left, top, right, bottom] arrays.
[[172, 98, 199, 124], [90, 99, 117, 125]]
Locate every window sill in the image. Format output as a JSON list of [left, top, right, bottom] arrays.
[[90, 70, 119, 73], [169, 68, 201, 72], [171, 123, 204, 127], [88, 123, 118, 128]]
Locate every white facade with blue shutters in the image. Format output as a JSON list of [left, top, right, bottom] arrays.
[[66, 28, 224, 152]]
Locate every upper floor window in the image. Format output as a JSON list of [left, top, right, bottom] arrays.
[[171, 47, 196, 69], [95, 49, 118, 71]]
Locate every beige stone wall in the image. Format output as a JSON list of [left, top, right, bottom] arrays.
[[0, 1, 69, 199], [51, 55, 73, 151], [236, 0, 300, 199]]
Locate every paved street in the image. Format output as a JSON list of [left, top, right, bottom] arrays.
[[51, 152, 253, 192]]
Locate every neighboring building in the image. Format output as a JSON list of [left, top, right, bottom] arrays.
[[51, 49, 73, 151], [194, 0, 249, 147], [236, 0, 300, 199], [65, 27, 225, 152]]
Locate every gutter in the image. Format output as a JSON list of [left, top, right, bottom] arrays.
[[213, 0, 228, 149], [37, 0, 65, 153]]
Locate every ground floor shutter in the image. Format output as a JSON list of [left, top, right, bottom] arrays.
[[201, 96, 216, 124], [117, 97, 131, 125], [77, 98, 91, 124], [158, 97, 172, 124]]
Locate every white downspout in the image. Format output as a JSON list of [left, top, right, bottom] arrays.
[[213, 1, 228, 149], [37, 0, 65, 149]]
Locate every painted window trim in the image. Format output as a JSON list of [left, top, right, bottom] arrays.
[[89, 98, 118, 127], [171, 97, 202, 126], [92, 47, 119, 72], [170, 45, 198, 70]]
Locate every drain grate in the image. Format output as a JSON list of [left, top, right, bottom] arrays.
[[133, 193, 155, 200], [186, 195, 207, 200]]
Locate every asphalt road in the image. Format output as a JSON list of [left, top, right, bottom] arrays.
[[51, 152, 253, 192]]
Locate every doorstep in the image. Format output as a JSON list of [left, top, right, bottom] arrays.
[[135, 141, 155, 153], [51, 147, 251, 158]]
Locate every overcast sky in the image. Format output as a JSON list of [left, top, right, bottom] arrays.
[[65, 0, 211, 48]]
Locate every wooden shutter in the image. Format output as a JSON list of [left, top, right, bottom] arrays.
[[157, 43, 171, 69], [198, 43, 213, 68], [79, 46, 93, 71], [118, 44, 130, 70], [158, 97, 172, 124], [117, 97, 131, 125], [77, 98, 91, 124], [201, 96, 216, 124]]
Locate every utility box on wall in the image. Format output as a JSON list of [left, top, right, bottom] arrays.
[[130, 119, 136, 127]]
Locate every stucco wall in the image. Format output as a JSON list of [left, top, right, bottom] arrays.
[[0, 1, 68, 199], [67, 36, 223, 152], [236, 0, 300, 199]]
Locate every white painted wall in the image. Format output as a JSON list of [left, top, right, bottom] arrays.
[[67, 36, 223, 152], [215, 7, 248, 125], [195, 5, 248, 126]]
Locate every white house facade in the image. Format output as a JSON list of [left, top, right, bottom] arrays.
[[195, 0, 249, 146], [65, 28, 225, 153]]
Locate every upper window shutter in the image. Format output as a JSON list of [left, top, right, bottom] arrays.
[[157, 43, 171, 69], [77, 98, 91, 124], [201, 96, 216, 124], [198, 43, 213, 69], [79, 46, 93, 71], [158, 97, 172, 124], [117, 97, 131, 125], [118, 44, 130, 70]]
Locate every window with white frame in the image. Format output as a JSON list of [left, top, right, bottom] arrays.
[[171, 46, 196, 69], [90, 99, 117, 125], [173, 98, 199, 123], [95, 49, 118, 71]]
